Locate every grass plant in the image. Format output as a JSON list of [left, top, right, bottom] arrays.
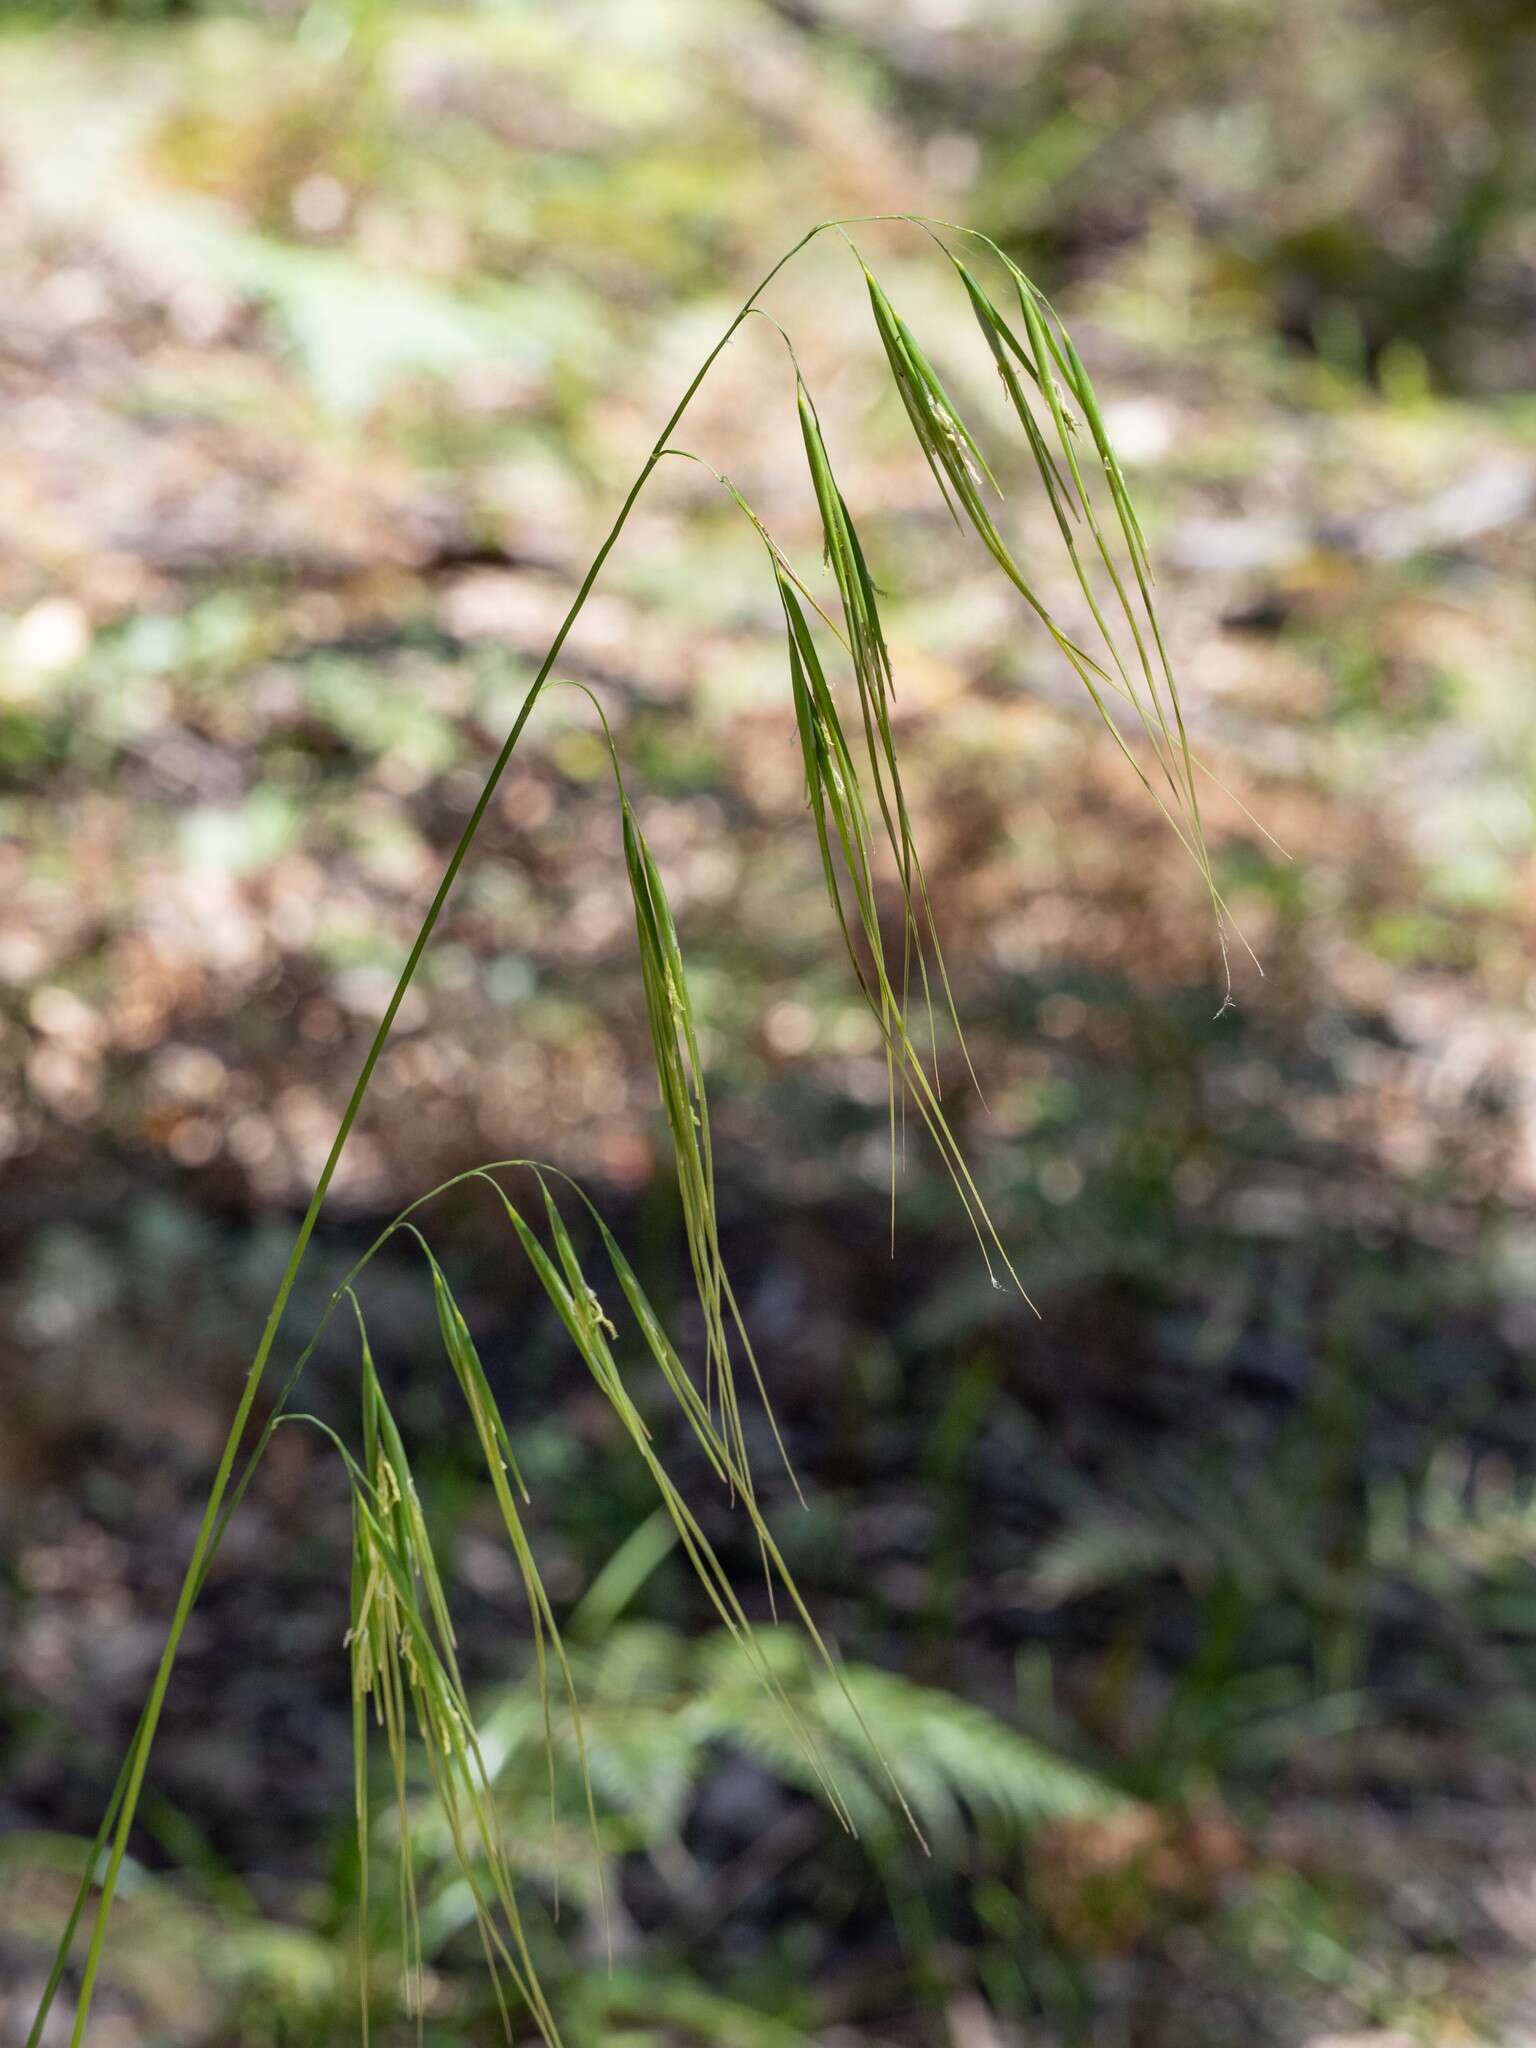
[[32, 214, 1227, 2047]]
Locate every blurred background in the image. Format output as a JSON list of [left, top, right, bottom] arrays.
[[3, 1, 1535, 2043]]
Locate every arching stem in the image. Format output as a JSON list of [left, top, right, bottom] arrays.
[[46, 217, 840, 2048]]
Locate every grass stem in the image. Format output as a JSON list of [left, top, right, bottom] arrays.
[[46, 218, 839, 2048]]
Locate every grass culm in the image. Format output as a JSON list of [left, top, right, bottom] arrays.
[[32, 213, 1234, 2048]]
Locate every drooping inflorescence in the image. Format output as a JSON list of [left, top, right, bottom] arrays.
[[39, 216, 1239, 2048]]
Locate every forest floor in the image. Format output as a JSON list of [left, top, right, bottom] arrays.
[[4, 7, 1536, 2045]]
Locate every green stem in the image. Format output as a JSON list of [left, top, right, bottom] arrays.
[[52, 219, 836, 2048]]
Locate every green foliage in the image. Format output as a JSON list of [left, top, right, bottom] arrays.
[[474, 1604, 1119, 1864], [348, 1508, 1122, 2043]]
